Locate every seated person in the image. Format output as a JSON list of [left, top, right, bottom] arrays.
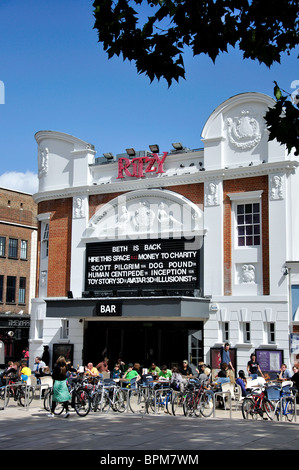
[[215, 362, 230, 387], [111, 363, 122, 379], [84, 362, 99, 377], [148, 362, 161, 376], [158, 365, 172, 381], [179, 360, 193, 377], [236, 370, 249, 397], [122, 363, 141, 385], [19, 361, 31, 382], [278, 363, 292, 381], [170, 366, 184, 392]]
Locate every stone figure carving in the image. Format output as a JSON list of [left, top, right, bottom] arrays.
[[73, 197, 85, 219], [134, 202, 155, 232], [157, 202, 183, 230], [38, 147, 49, 178], [270, 175, 283, 200], [205, 182, 219, 206], [227, 110, 262, 150], [241, 264, 256, 284]]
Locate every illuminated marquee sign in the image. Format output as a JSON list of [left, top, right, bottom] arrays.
[[117, 152, 168, 179], [85, 238, 200, 294]]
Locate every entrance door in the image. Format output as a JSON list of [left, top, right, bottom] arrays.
[[84, 320, 203, 369]]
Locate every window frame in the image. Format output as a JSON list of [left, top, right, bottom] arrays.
[[8, 238, 18, 258]]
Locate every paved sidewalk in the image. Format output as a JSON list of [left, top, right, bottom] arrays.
[[0, 398, 299, 452]]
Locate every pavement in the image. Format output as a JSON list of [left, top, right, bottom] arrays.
[[1, 396, 299, 457]]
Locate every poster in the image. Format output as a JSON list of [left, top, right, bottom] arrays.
[[256, 349, 283, 379]]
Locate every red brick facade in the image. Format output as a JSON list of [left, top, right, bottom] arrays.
[[223, 176, 269, 296]]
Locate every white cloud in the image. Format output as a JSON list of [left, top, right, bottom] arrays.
[[0, 171, 38, 194]]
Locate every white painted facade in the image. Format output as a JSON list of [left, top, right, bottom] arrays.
[[29, 92, 299, 375]]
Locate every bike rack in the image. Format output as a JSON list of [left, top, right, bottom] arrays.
[[0, 382, 32, 410], [212, 390, 232, 419], [151, 387, 172, 414]]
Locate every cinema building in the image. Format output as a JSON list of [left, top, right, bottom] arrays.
[[28, 92, 299, 376]]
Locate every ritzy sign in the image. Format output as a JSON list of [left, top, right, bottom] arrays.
[[117, 152, 168, 179]]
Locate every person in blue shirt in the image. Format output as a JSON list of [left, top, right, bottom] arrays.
[[236, 370, 249, 397], [220, 343, 234, 372], [278, 363, 292, 381]]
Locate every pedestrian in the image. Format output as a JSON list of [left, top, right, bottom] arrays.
[[47, 356, 71, 418], [247, 352, 264, 379], [220, 343, 234, 371]]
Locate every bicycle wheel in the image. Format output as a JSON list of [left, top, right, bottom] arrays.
[[53, 401, 65, 415], [262, 398, 275, 420], [165, 390, 173, 415], [43, 388, 53, 411], [183, 392, 194, 417], [73, 389, 91, 417], [18, 386, 34, 407], [115, 388, 127, 413], [242, 397, 256, 419], [198, 391, 214, 418], [101, 389, 111, 413], [129, 389, 147, 414], [172, 391, 185, 416], [285, 397, 295, 422]]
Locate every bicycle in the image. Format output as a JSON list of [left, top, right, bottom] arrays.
[[147, 384, 173, 414], [242, 385, 275, 420], [1, 377, 34, 407], [44, 377, 92, 417], [183, 383, 214, 417], [92, 381, 127, 413], [273, 384, 297, 422]]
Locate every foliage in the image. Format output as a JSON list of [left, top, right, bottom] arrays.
[[93, 0, 299, 153]]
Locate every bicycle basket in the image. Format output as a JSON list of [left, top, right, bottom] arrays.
[[265, 385, 281, 400]]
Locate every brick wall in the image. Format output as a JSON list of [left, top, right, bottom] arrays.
[[223, 176, 269, 295], [0, 188, 37, 313], [38, 198, 72, 297]]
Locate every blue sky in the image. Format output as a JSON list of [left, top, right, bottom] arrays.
[[0, 0, 298, 194]]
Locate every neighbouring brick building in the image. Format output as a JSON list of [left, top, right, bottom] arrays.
[[28, 92, 299, 377], [0, 188, 38, 364]]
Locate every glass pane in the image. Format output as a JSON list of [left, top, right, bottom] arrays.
[[238, 226, 245, 236], [246, 225, 253, 235], [238, 237, 245, 246], [253, 203, 260, 213], [246, 236, 253, 246], [254, 225, 260, 234], [245, 214, 252, 224], [237, 215, 244, 225], [254, 236, 260, 245], [245, 204, 252, 213], [253, 213, 260, 223], [237, 205, 244, 214]]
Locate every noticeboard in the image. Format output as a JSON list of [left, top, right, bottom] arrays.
[[52, 344, 74, 369], [85, 237, 200, 294], [255, 349, 283, 380]]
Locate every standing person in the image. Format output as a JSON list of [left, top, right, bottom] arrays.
[[220, 343, 234, 371], [22, 347, 29, 366], [247, 353, 264, 380], [47, 356, 71, 418], [41, 345, 50, 366]]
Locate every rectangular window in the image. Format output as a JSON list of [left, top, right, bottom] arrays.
[[268, 323, 275, 344], [61, 319, 69, 339], [0, 275, 3, 302], [243, 322, 251, 343], [18, 277, 26, 304], [35, 320, 43, 339], [222, 322, 229, 342], [20, 240, 28, 259], [0, 237, 6, 256], [42, 223, 49, 257], [6, 276, 16, 303], [237, 203, 260, 246], [8, 238, 18, 258]]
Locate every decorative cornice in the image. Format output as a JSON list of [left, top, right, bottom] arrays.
[[33, 160, 299, 204]]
